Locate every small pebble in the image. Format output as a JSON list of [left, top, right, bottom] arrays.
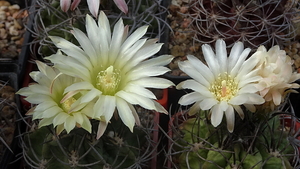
[[0, 1, 26, 59], [284, 42, 300, 72]]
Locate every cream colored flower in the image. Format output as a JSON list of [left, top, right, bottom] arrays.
[[46, 11, 173, 138], [17, 61, 94, 134], [253, 45, 300, 110], [177, 39, 265, 132]]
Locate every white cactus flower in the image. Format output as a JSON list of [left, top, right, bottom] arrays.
[[46, 11, 173, 138], [177, 39, 265, 132], [17, 61, 94, 134]]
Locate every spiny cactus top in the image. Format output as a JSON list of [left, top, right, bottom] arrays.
[[176, 39, 265, 132], [188, 0, 297, 49], [45, 11, 174, 138]]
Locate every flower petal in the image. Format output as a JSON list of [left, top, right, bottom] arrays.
[[132, 77, 174, 89], [224, 105, 234, 133], [215, 39, 227, 73], [116, 97, 135, 132], [64, 116, 76, 133], [246, 93, 265, 105], [109, 17, 125, 64], [202, 44, 219, 77], [38, 117, 54, 128], [81, 115, 92, 133], [200, 98, 218, 110], [178, 61, 210, 87], [80, 88, 102, 104], [127, 66, 170, 80], [116, 91, 156, 110], [210, 104, 223, 127], [53, 113, 69, 126], [153, 101, 168, 114], [64, 82, 95, 93], [96, 121, 108, 139], [60, 0, 71, 12], [233, 105, 244, 119], [98, 11, 111, 43], [123, 43, 163, 72], [70, 0, 81, 10], [48, 36, 92, 68], [116, 39, 147, 69], [238, 84, 260, 94], [187, 55, 214, 83], [25, 94, 52, 104], [230, 48, 251, 77], [229, 94, 248, 105], [272, 90, 282, 106], [42, 106, 62, 118], [73, 112, 84, 125], [139, 55, 174, 68], [120, 25, 148, 54], [123, 84, 156, 100], [188, 102, 201, 116], [178, 92, 204, 106], [113, 0, 128, 14], [72, 27, 97, 67], [94, 95, 116, 121], [128, 104, 141, 125], [87, 0, 100, 18], [228, 41, 244, 71], [177, 79, 213, 98]]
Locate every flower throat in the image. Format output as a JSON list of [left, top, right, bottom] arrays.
[[96, 66, 121, 95], [209, 73, 238, 101]]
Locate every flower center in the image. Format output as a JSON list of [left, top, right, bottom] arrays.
[[61, 97, 77, 113], [96, 66, 121, 95], [209, 73, 238, 102]]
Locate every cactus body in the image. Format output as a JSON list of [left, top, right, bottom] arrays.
[[169, 111, 297, 169], [22, 113, 157, 169], [188, 0, 298, 50]]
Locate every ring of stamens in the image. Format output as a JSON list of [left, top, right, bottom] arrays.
[[209, 73, 238, 102], [96, 66, 121, 95]]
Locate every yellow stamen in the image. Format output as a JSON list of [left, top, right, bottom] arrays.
[[61, 97, 77, 113]]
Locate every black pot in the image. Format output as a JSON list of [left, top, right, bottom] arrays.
[[289, 80, 300, 118], [0, 72, 23, 169], [0, 1, 34, 168]]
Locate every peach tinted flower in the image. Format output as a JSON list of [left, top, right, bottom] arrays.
[[253, 45, 300, 109]]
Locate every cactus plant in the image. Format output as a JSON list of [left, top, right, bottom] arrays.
[[165, 39, 300, 168], [167, 107, 298, 169], [29, 0, 169, 60], [21, 108, 159, 169], [166, 0, 300, 76], [19, 2, 174, 168], [188, 0, 299, 50]]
